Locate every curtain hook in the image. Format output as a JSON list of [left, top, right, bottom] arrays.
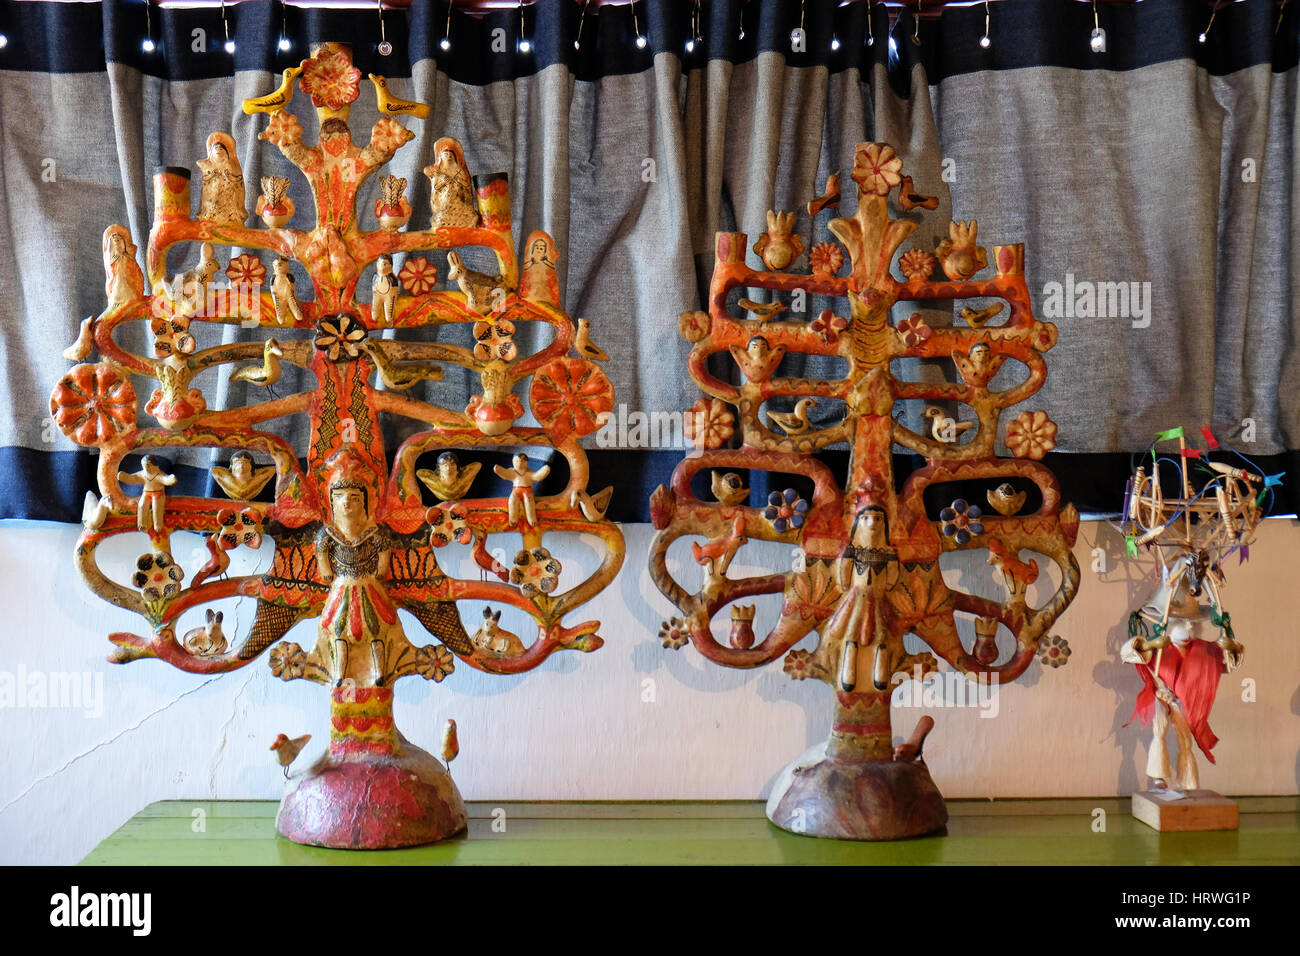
[[518, 0, 531, 55], [1276, 0, 1288, 35], [866, 0, 874, 47], [278, 0, 291, 52], [142, 0, 157, 53], [979, 0, 991, 48], [633, 0, 647, 50], [913, 0, 922, 46], [441, 0, 453, 52], [376, 0, 392, 56], [575, 0, 590, 51], [1198, 2, 1219, 44], [220, 0, 235, 54], [1090, 0, 1106, 53]]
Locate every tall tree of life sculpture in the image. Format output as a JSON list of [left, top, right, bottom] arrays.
[[50, 44, 623, 849], [648, 143, 1080, 840]]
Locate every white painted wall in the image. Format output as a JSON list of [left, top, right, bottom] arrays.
[[1, 516, 1297, 864]]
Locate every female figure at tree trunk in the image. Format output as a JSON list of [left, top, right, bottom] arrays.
[[822, 505, 899, 692]]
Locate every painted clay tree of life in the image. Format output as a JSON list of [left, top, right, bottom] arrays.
[[649, 143, 1081, 840], [50, 43, 623, 849]]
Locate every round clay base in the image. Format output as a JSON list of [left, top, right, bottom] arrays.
[[276, 734, 467, 849], [765, 740, 948, 840]]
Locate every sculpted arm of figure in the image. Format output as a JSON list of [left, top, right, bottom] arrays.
[[533, 464, 551, 483], [118, 471, 143, 485], [493, 464, 513, 481], [318, 538, 335, 585], [377, 547, 391, 580]]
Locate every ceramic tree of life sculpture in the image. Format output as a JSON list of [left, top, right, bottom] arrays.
[[50, 43, 623, 849], [649, 143, 1081, 840]]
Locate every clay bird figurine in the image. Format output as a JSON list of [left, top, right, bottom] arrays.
[[897, 175, 939, 211], [936, 220, 988, 281], [417, 451, 481, 501], [691, 514, 747, 569], [767, 398, 818, 436], [270, 733, 312, 777], [270, 256, 304, 326], [440, 719, 459, 770], [232, 339, 284, 388], [986, 482, 1027, 517], [730, 335, 786, 382], [446, 251, 504, 314], [242, 66, 303, 115], [753, 210, 804, 271], [368, 73, 430, 119], [574, 318, 610, 362], [738, 298, 787, 323], [807, 172, 841, 216], [711, 471, 749, 506], [81, 491, 112, 530], [182, 609, 227, 658], [959, 302, 1004, 328], [569, 486, 614, 521], [359, 339, 444, 390], [893, 715, 935, 762], [190, 534, 231, 589], [64, 316, 96, 361], [923, 406, 973, 443], [211, 451, 276, 501]]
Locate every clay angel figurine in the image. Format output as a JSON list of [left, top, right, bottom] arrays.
[[494, 453, 550, 527], [102, 225, 145, 308], [197, 131, 247, 226], [416, 451, 480, 501], [424, 137, 479, 229], [372, 254, 400, 327], [1121, 558, 1243, 795], [210, 450, 276, 501], [117, 455, 178, 533]]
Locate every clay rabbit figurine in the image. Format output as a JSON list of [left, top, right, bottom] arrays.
[[446, 251, 504, 314], [470, 607, 524, 656], [183, 609, 227, 657]]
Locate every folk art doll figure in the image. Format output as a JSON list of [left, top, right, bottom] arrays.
[[823, 505, 901, 692], [117, 455, 177, 533], [197, 131, 247, 226], [102, 225, 145, 307], [519, 230, 560, 307], [372, 254, 400, 327], [424, 137, 479, 229], [494, 453, 550, 527], [313, 469, 399, 688]]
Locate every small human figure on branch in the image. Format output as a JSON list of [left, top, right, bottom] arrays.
[[372, 254, 400, 327], [494, 453, 550, 527], [118, 455, 177, 533]]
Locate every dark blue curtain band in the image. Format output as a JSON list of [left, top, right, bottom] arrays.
[[0, 0, 1293, 83]]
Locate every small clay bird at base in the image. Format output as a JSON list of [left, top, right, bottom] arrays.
[[923, 406, 974, 443], [711, 471, 749, 506], [569, 486, 614, 520], [242, 66, 303, 115], [232, 339, 284, 388], [767, 398, 818, 436], [441, 718, 459, 770], [271, 733, 311, 777], [959, 303, 1004, 328], [574, 318, 610, 361], [986, 482, 1027, 517], [368, 73, 431, 119], [64, 316, 96, 361]]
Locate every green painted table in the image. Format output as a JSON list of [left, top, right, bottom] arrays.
[[81, 797, 1300, 865]]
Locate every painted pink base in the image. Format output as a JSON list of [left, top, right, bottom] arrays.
[[275, 733, 467, 849]]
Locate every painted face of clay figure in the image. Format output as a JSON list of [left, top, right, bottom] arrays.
[[331, 487, 367, 527], [230, 453, 253, 484], [377, 256, 392, 277], [852, 507, 888, 549], [746, 336, 769, 362], [437, 453, 458, 485], [108, 234, 125, 260], [514, 453, 529, 472]]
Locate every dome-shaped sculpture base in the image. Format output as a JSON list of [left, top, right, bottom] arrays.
[[276, 733, 467, 849], [766, 740, 948, 841]]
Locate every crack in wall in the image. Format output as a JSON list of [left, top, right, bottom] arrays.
[[208, 671, 256, 794], [0, 675, 222, 817]]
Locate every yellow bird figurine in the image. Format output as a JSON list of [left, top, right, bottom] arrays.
[[986, 482, 1027, 517], [574, 318, 610, 362], [440, 718, 459, 770], [231, 339, 284, 388], [242, 66, 303, 115], [368, 73, 430, 119], [923, 406, 974, 443], [958, 303, 1004, 328], [711, 471, 749, 506]]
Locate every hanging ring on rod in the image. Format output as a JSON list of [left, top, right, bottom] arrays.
[[979, 0, 991, 49], [1198, 2, 1219, 44], [440, 0, 453, 52], [377, 0, 392, 56]]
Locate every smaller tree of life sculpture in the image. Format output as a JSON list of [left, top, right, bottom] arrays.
[[649, 143, 1081, 840], [1119, 427, 1280, 828], [50, 43, 623, 849]]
